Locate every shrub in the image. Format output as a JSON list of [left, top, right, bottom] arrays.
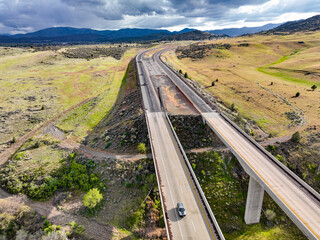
[[311, 85, 317, 91], [83, 188, 103, 209], [179, 69, 182, 74], [266, 145, 276, 153], [291, 131, 301, 143], [12, 137, 16, 143], [211, 81, 215, 86], [184, 72, 188, 78], [295, 92, 300, 97], [231, 103, 236, 112], [105, 142, 111, 149], [127, 208, 145, 228], [192, 163, 196, 169], [216, 78, 219, 82], [137, 143, 146, 154], [270, 82, 274, 85], [265, 209, 276, 220], [235, 114, 244, 124], [68, 221, 85, 235]]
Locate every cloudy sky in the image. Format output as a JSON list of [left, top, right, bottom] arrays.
[[0, 0, 319, 34]]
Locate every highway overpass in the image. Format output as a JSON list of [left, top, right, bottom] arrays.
[[151, 48, 320, 240], [136, 50, 225, 239]]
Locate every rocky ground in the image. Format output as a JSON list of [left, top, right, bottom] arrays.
[[84, 60, 149, 154], [176, 43, 231, 60], [169, 115, 224, 149]]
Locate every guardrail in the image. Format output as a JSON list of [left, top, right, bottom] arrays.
[[163, 110, 225, 240], [219, 112, 320, 203], [157, 50, 219, 112], [157, 50, 320, 205]]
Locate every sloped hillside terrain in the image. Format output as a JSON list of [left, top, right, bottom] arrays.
[[264, 14, 320, 34], [0, 45, 135, 155], [162, 30, 320, 239]]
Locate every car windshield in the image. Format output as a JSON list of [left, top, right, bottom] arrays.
[[179, 207, 185, 212]]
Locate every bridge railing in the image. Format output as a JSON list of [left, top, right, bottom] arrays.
[[135, 54, 172, 240], [158, 51, 320, 203], [163, 110, 225, 240]]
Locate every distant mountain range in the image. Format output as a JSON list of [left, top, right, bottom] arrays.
[[1, 14, 319, 44], [263, 14, 320, 34], [206, 23, 281, 37], [0, 27, 207, 44], [0, 25, 273, 44]]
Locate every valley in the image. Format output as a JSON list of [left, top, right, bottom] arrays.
[[1, 20, 320, 240]]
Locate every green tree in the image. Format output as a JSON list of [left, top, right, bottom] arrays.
[[184, 72, 188, 78], [179, 69, 182, 74], [137, 143, 146, 154], [291, 131, 301, 143], [295, 92, 300, 97], [311, 85, 317, 91], [83, 188, 103, 209], [211, 81, 215, 86]]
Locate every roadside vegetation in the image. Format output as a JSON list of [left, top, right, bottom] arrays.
[[188, 151, 306, 240], [0, 148, 105, 200]]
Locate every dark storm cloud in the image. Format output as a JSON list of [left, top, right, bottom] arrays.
[[0, 0, 319, 34]]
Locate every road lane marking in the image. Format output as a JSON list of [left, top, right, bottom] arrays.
[[204, 116, 319, 239], [191, 220, 196, 232], [163, 113, 216, 240], [150, 114, 184, 239]]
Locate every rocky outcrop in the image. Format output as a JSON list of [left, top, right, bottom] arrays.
[[169, 115, 224, 149]]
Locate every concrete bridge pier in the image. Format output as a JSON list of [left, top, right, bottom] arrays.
[[245, 176, 264, 224]]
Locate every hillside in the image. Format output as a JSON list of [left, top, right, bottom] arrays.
[[207, 23, 281, 37], [264, 14, 320, 34], [161, 30, 226, 41]]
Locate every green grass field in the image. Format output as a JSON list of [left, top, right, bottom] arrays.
[[0, 46, 139, 149]]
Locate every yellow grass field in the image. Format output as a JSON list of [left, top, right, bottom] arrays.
[[163, 31, 320, 137]]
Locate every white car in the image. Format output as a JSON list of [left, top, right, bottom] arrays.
[[177, 202, 186, 217]]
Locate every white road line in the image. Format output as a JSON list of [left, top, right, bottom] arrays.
[[151, 113, 184, 239], [191, 219, 196, 232]]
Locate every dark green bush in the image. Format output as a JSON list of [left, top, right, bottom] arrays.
[[291, 131, 301, 143], [0, 153, 104, 200]]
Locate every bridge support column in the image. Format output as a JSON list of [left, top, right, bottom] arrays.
[[245, 176, 264, 224]]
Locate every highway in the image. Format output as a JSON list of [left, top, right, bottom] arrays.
[[136, 50, 224, 239], [152, 48, 320, 240]]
